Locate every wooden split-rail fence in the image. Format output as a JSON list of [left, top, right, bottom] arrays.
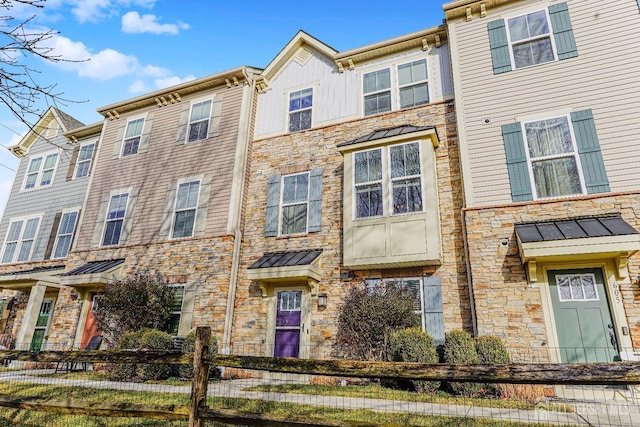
[[0, 327, 639, 426]]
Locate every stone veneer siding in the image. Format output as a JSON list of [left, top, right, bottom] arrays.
[[231, 100, 471, 357], [464, 192, 640, 358], [46, 235, 235, 347]]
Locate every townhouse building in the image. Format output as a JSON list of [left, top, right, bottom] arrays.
[[229, 28, 471, 358], [0, 107, 95, 350], [444, 0, 640, 362]]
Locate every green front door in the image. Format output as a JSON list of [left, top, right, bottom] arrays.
[[549, 269, 618, 363], [30, 299, 53, 352]]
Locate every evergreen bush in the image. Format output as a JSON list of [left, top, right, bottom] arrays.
[[178, 329, 218, 379], [388, 328, 440, 393], [443, 329, 481, 396]]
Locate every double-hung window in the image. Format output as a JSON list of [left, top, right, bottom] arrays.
[[121, 118, 144, 157], [288, 89, 313, 132], [390, 143, 423, 214], [354, 149, 383, 218], [280, 172, 309, 235], [507, 10, 555, 69], [1, 216, 41, 263], [523, 116, 583, 199], [74, 143, 95, 179], [363, 69, 391, 116], [187, 100, 212, 143], [102, 193, 129, 246], [166, 285, 185, 335], [365, 277, 423, 317], [52, 210, 78, 259], [398, 59, 429, 109], [354, 141, 423, 218], [24, 153, 58, 190], [172, 180, 200, 239]]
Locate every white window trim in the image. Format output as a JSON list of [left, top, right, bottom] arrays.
[[287, 87, 314, 133], [73, 142, 96, 180], [170, 179, 201, 239], [505, 8, 558, 70], [167, 284, 185, 335], [353, 142, 426, 220], [120, 117, 145, 158], [362, 67, 394, 117], [51, 208, 80, 260], [278, 171, 310, 236], [388, 141, 426, 216], [0, 214, 43, 264], [396, 59, 430, 110], [353, 147, 385, 220], [521, 114, 586, 200], [100, 191, 130, 247], [21, 151, 60, 191], [556, 273, 600, 302], [185, 98, 213, 144]]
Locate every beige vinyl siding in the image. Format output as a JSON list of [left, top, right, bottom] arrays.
[[450, 0, 640, 207], [75, 84, 245, 249]]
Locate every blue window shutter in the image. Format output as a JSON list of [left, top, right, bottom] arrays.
[[423, 275, 445, 344], [307, 168, 323, 233], [549, 2, 578, 60], [487, 20, 512, 74], [571, 110, 610, 194], [265, 174, 281, 237], [502, 123, 533, 202]]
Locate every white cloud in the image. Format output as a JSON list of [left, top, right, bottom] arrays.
[[80, 48, 139, 79], [139, 64, 171, 78], [70, 0, 158, 24], [127, 80, 149, 94], [121, 11, 189, 35], [154, 75, 196, 90], [46, 35, 138, 80]]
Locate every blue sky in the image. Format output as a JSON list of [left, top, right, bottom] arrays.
[[0, 0, 447, 209]]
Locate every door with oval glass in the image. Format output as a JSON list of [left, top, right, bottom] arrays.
[[274, 290, 302, 358], [548, 269, 618, 363]]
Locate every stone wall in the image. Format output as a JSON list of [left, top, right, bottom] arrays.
[[231, 100, 470, 357], [464, 192, 640, 356], [47, 235, 236, 347]]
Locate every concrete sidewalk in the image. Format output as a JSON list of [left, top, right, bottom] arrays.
[[1, 370, 638, 426]]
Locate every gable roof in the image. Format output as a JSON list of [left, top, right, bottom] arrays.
[[255, 26, 448, 93], [8, 107, 85, 158]]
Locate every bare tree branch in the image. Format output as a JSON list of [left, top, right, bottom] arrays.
[[0, 0, 88, 140]]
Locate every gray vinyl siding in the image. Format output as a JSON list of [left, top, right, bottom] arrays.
[[0, 132, 93, 262], [450, 0, 640, 207], [254, 45, 453, 138], [75, 84, 246, 249]]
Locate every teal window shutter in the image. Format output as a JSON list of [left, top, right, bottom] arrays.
[[502, 123, 533, 202], [549, 2, 578, 60], [307, 168, 323, 233], [571, 110, 609, 194], [487, 19, 512, 74], [423, 275, 444, 344], [264, 174, 281, 237]]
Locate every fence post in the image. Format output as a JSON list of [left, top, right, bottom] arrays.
[[189, 326, 210, 427]]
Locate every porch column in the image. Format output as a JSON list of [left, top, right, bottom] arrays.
[[15, 283, 46, 350]]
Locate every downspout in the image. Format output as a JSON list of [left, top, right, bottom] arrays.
[[221, 67, 257, 354], [461, 208, 478, 336]]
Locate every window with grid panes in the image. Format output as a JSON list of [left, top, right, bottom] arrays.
[[121, 118, 144, 157], [74, 143, 95, 179], [280, 172, 309, 235], [52, 211, 78, 259], [288, 88, 313, 132], [102, 193, 128, 246], [24, 153, 58, 189], [363, 69, 391, 116], [398, 59, 429, 109], [1, 217, 40, 263], [187, 100, 212, 143], [172, 181, 200, 239]]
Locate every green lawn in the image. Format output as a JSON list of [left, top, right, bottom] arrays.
[[0, 381, 577, 427]]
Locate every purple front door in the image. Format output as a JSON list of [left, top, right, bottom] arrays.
[[274, 290, 302, 358]]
